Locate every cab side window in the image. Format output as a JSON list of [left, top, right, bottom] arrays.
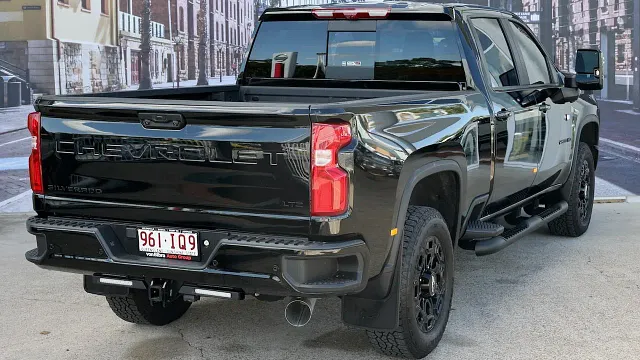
[[506, 21, 552, 85], [471, 18, 519, 88]]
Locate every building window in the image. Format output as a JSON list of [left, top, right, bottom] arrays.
[[216, 23, 220, 40], [82, 0, 91, 10], [150, 51, 155, 78], [101, 0, 108, 14], [617, 44, 625, 63], [179, 7, 185, 32], [155, 50, 160, 76]]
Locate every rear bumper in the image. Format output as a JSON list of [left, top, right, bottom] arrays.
[[25, 216, 369, 297]]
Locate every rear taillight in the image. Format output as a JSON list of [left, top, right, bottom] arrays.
[[311, 8, 390, 20], [27, 112, 43, 194], [311, 121, 352, 216]]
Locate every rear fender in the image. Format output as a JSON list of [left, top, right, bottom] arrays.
[[342, 158, 465, 330]]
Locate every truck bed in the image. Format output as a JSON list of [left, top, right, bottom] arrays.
[[32, 83, 447, 235]]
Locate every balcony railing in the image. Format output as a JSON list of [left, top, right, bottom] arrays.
[[119, 11, 166, 39]]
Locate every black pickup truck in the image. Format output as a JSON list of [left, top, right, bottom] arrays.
[[25, 2, 603, 358]]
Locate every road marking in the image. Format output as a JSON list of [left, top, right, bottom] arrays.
[[597, 98, 633, 105], [0, 136, 30, 147], [618, 109, 640, 116], [599, 147, 640, 166], [600, 138, 640, 153]]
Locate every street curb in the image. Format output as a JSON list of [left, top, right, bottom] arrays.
[[0, 211, 36, 216], [0, 212, 35, 217], [594, 196, 627, 204], [594, 196, 640, 204], [0, 190, 33, 213]]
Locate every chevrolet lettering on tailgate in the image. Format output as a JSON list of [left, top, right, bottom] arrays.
[[55, 139, 287, 165]]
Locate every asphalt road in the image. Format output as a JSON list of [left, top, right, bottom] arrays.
[[597, 145, 640, 195], [0, 129, 30, 204], [2, 203, 639, 360], [598, 101, 640, 147]]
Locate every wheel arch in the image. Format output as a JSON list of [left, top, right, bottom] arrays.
[[392, 159, 465, 260], [551, 115, 599, 204], [407, 171, 461, 244], [341, 159, 465, 330], [578, 119, 599, 169]]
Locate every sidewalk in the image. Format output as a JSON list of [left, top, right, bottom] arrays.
[[125, 76, 237, 90], [0, 77, 238, 135]]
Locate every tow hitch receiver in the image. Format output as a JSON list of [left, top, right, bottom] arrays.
[[148, 279, 181, 307]]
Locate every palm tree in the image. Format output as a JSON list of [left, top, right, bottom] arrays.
[[225, 0, 230, 76], [197, 0, 209, 85], [139, 0, 152, 90]]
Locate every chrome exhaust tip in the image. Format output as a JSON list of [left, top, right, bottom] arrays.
[[284, 297, 317, 327]]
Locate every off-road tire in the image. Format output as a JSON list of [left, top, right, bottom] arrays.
[[106, 289, 191, 326], [548, 142, 595, 237], [367, 206, 455, 359]]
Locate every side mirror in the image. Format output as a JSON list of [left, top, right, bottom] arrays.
[[562, 72, 577, 88], [549, 72, 580, 104], [575, 49, 604, 90]]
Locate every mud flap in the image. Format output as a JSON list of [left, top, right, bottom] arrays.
[[341, 265, 400, 330]]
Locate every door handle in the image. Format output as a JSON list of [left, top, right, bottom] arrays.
[[495, 109, 511, 122], [539, 103, 551, 113]]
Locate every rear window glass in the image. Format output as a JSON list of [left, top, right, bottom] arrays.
[[244, 20, 465, 83]]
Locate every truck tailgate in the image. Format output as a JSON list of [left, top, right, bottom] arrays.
[[36, 98, 312, 227]]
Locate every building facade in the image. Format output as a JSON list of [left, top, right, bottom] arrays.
[[553, 0, 634, 75], [0, 0, 120, 95], [0, 0, 256, 94], [211, 0, 254, 77], [0, 0, 335, 95], [118, 0, 173, 86], [119, 0, 255, 88]]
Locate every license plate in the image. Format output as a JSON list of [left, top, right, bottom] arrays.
[[138, 228, 199, 260]]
